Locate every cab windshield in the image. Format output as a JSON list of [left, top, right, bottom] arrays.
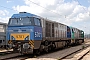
[[8, 17, 41, 26], [8, 17, 34, 26]]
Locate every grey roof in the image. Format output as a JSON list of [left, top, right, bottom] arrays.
[[0, 22, 7, 25]]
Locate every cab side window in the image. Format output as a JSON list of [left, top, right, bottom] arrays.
[[72, 29, 74, 33], [34, 18, 41, 26]]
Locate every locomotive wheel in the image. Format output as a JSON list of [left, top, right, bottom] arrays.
[[36, 50, 40, 55], [34, 49, 40, 55], [82, 39, 84, 43], [65, 42, 67, 47], [52, 43, 56, 50], [44, 46, 48, 53], [65, 41, 69, 47], [48, 46, 52, 51], [44, 40, 49, 52], [44, 40, 49, 46]]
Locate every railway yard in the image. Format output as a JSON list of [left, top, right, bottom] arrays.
[[0, 39, 90, 60], [0, 0, 90, 60]]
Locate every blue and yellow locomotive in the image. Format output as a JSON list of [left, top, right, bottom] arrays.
[[7, 12, 43, 54], [7, 12, 84, 54]]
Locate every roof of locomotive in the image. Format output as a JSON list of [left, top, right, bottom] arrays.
[[11, 12, 67, 26], [69, 26, 84, 32], [40, 15, 67, 26], [11, 12, 84, 32], [11, 12, 39, 18], [0, 22, 7, 25], [42, 17, 67, 26]]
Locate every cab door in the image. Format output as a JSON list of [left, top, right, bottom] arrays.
[[71, 29, 74, 39], [71, 28, 75, 43], [67, 26, 71, 38]]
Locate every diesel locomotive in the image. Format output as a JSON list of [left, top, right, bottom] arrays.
[[7, 12, 84, 54]]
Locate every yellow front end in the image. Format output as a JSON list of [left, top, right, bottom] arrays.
[[8, 33, 34, 54], [11, 33, 30, 40]]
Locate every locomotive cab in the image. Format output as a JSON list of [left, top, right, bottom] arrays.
[[7, 12, 42, 54]]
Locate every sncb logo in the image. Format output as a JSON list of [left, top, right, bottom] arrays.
[[35, 32, 41, 37]]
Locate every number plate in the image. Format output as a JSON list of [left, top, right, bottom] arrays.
[[16, 35, 24, 38], [11, 33, 30, 40]]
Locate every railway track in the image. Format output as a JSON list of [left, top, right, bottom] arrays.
[[4, 44, 90, 60], [73, 47, 90, 60], [0, 40, 90, 60], [25, 44, 90, 60], [60, 45, 90, 60], [0, 50, 34, 60], [0, 49, 14, 57], [0, 52, 21, 60], [36, 43, 90, 59]]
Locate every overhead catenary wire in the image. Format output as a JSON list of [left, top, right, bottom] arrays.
[[0, 0, 65, 18], [76, 0, 88, 12], [0, 1, 66, 18], [0, 0, 89, 18], [0, 0, 70, 18], [28, 0, 66, 18], [76, 0, 90, 16]]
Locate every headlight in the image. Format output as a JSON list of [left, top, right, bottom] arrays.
[[24, 36, 29, 40], [11, 36, 15, 40]]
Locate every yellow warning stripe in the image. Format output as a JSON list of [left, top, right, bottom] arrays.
[[29, 40, 34, 48], [29, 41, 34, 46], [31, 40, 34, 45], [29, 42, 34, 48], [8, 40, 12, 44]]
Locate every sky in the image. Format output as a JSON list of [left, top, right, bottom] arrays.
[[0, 0, 90, 34]]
